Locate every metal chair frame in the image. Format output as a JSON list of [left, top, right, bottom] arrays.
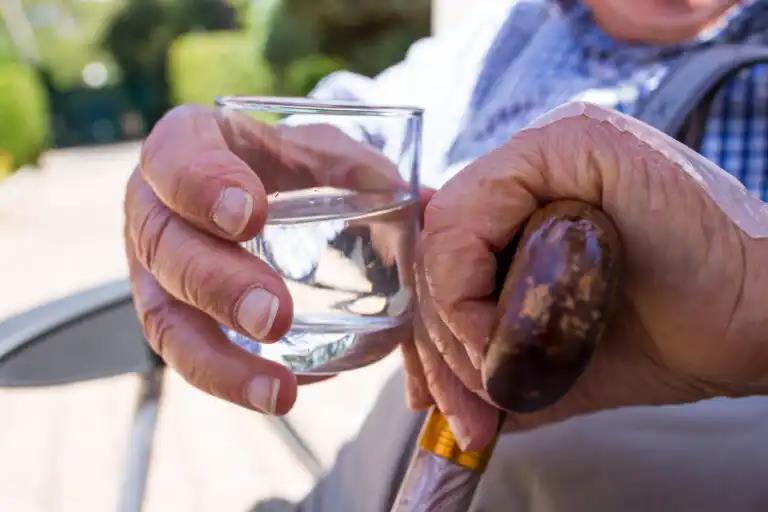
[[0, 280, 322, 511]]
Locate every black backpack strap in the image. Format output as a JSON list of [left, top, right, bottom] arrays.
[[636, 44, 768, 147]]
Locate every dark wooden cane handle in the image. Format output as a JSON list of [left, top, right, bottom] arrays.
[[483, 200, 621, 413]]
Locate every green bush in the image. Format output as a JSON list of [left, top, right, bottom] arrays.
[[103, 0, 239, 127], [284, 54, 346, 96], [0, 31, 16, 65], [0, 63, 49, 171], [263, 7, 321, 74], [265, 0, 430, 79], [168, 31, 274, 106]]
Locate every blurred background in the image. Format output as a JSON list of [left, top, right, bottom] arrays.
[[0, 0, 436, 168], [0, 0, 471, 510]]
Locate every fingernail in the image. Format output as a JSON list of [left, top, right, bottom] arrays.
[[236, 287, 280, 340], [212, 187, 253, 236], [246, 375, 280, 414], [446, 414, 472, 450]]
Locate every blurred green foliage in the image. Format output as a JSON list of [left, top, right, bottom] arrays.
[[20, 0, 122, 88], [0, 62, 49, 169], [103, 0, 238, 126], [285, 54, 346, 96], [168, 31, 273, 105], [0, 0, 430, 154], [0, 31, 16, 64], [265, 0, 430, 86]]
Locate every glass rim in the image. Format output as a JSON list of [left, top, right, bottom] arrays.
[[215, 96, 424, 117]]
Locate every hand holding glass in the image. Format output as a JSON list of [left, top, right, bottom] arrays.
[[216, 97, 422, 374]]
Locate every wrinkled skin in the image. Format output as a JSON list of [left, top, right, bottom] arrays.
[[413, 106, 768, 450], [125, 103, 768, 453], [124, 105, 428, 414]]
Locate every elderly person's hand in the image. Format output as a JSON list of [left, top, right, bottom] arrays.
[[124, 105, 418, 415], [409, 102, 768, 450]]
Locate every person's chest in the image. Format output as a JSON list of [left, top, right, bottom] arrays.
[[439, 6, 680, 182], [411, 0, 767, 190]]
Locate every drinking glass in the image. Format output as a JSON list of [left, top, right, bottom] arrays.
[[215, 96, 422, 375]]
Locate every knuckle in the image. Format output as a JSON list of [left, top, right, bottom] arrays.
[[176, 244, 212, 308], [140, 298, 176, 359], [141, 105, 213, 169], [124, 168, 147, 231], [135, 202, 174, 271], [175, 240, 242, 320]]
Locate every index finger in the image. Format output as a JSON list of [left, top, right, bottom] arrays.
[[140, 105, 269, 241], [141, 106, 414, 243]]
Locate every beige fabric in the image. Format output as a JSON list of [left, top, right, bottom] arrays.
[[283, 38, 768, 512], [474, 395, 768, 511], [295, 370, 424, 512], [292, 370, 768, 512]]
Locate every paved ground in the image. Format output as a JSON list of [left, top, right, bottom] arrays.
[[0, 144, 400, 511]]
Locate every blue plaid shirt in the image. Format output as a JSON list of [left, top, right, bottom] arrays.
[[312, 0, 768, 200]]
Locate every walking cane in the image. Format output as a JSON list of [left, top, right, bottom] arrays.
[[391, 200, 622, 511]]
